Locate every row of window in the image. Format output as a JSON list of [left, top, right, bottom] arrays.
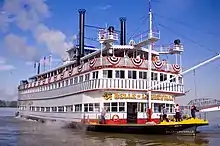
[[19, 102, 175, 113], [19, 102, 125, 113], [137, 103, 175, 113], [20, 70, 182, 94]]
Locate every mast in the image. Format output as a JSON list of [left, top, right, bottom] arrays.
[[147, 0, 153, 121]]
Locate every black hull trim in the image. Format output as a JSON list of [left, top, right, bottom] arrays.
[[86, 124, 206, 135]]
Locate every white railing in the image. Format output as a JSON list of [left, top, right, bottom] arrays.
[[20, 78, 184, 100], [132, 30, 160, 43], [19, 56, 181, 90], [98, 31, 119, 41]]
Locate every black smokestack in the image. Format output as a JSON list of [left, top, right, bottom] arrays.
[[120, 17, 126, 45], [37, 62, 40, 74], [78, 9, 86, 58]]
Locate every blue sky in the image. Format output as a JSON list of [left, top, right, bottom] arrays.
[[0, 0, 219, 103]]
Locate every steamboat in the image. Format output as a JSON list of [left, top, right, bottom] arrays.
[[17, 1, 209, 135]]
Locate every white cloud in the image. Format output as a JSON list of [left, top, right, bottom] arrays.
[[1, 0, 50, 31], [0, 56, 15, 71], [33, 24, 73, 59], [4, 33, 39, 61], [1, 0, 74, 61], [99, 5, 112, 10]]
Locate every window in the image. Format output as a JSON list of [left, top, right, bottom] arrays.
[[61, 81, 65, 87], [170, 75, 176, 83], [94, 103, 100, 112], [65, 80, 69, 86], [65, 105, 73, 112], [54, 83, 57, 89], [75, 104, 82, 112], [103, 70, 112, 78], [46, 107, 50, 112], [52, 107, 57, 112], [119, 102, 125, 112], [58, 106, 64, 112], [84, 104, 88, 112], [115, 70, 125, 78], [178, 77, 183, 84], [111, 102, 118, 112], [70, 78, 73, 84], [128, 71, 137, 79], [74, 77, 78, 84], [92, 71, 99, 79], [104, 103, 110, 111], [137, 103, 148, 112], [154, 103, 161, 113], [151, 72, 158, 80], [139, 71, 147, 79], [85, 73, 90, 81], [160, 73, 167, 81], [58, 82, 61, 88], [89, 103, 94, 112], [40, 107, 45, 112], [79, 75, 83, 82], [166, 104, 170, 113]]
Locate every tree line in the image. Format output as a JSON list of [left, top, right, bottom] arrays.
[[0, 100, 17, 108]]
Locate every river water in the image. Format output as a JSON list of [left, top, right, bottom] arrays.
[[0, 108, 219, 146]]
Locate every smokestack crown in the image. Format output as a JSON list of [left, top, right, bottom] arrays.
[[120, 17, 126, 22], [78, 9, 86, 14]]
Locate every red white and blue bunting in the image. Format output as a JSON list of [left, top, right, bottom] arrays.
[[152, 60, 164, 69], [107, 56, 121, 65], [172, 64, 181, 72], [78, 64, 83, 72], [89, 58, 97, 68], [131, 57, 143, 67]]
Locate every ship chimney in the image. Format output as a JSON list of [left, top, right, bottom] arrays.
[[37, 62, 40, 74], [120, 17, 126, 45], [78, 9, 86, 61]]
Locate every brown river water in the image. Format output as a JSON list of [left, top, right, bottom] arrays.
[[0, 108, 220, 146]]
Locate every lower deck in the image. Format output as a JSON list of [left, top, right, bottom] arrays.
[[19, 102, 175, 124], [18, 91, 176, 124]]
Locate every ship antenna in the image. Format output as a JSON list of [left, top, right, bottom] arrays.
[[147, 0, 153, 122]]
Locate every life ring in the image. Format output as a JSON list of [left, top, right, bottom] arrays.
[[112, 114, 119, 121]]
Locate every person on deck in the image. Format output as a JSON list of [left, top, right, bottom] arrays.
[[191, 104, 199, 119], [174, 104, 181, 122], [101, 108, 107, 124], [162, 105, 169, 122]]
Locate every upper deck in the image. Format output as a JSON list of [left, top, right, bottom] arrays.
[[18, 52, 184, 101], [18, 9, 185, 100]]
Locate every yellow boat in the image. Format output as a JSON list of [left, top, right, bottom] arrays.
[[86, 118, 208, 135]]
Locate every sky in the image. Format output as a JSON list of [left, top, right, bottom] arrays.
[[0, 0, 219, 103]]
